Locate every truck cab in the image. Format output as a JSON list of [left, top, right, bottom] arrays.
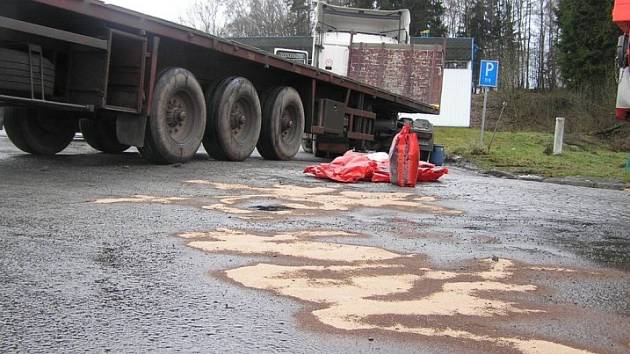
[[312, 2, 410, 76]]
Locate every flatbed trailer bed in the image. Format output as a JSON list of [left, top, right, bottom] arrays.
[[0, 0, 441, 163]]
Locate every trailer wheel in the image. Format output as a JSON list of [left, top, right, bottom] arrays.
[[203, 77, 261, 161], [140, 68, 206, 164], [79, 116, 130, 154], [3, 107, 75, 155], [257, 87, 305, 160]]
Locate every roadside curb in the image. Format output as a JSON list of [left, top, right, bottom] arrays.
[[446, 158, 629, 191], [542, 176, 627, 191], [490, 171, 628, 191]]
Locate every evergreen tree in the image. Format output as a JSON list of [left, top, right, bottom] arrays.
[[556, 0, 619, 90], [460, 0, 490, 86], [383, 0, 447, 37]]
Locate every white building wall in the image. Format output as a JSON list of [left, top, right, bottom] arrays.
[[401, 66, 473, 127]]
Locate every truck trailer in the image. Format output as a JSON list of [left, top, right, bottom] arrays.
[[0, 0, 441, 164]]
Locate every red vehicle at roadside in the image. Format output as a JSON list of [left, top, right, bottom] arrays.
[[615, 0, 630, 170], [614, 0, 630, 122]]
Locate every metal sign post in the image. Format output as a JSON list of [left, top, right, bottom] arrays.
[[479, 60, 500, 145], [480, 87, 489, 144]]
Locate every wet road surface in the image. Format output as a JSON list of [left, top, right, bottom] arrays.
[[0, 137, 629, 353]]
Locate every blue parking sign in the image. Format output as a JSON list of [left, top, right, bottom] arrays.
[[479, 60, 499, 88]]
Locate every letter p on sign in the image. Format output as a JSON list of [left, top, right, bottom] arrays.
[[479, 60, 500, 88]]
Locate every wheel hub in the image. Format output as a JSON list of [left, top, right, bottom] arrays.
[[280, 109, 297, 139], [230, 102, 247, 136], [166, 97, 187, 135], [164, 93, 196, 143]]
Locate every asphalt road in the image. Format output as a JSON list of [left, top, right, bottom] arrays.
[[0, 136, 629, 353]]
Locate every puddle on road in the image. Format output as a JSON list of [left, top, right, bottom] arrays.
[[93, 181, 461, 219], [178, 228, 609, 354]]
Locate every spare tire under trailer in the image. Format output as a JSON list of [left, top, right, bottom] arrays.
[[0, 48, 55, 97]]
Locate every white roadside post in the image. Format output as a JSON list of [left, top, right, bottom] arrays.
[[553, 117, 565, 155], [478, 60, 500, 146]]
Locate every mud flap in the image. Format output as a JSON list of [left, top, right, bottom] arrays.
[[116, 113, 146, 147]]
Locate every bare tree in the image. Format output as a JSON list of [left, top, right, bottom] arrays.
[[224, 0, 300, 37], [179, 0, 225, 36], [545, 0, 559, 89], [443, 0, 467, 36], [536, 0, 545, 90], [439, 0, 565, 91], [179, 0, 305, 37]]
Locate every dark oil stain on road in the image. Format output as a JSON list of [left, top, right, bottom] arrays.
[[94, 181, 463, 220]]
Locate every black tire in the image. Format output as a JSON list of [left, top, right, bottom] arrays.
[[203, 77, 261, 161], [302, 138, 313, 154], [313, 139, 327, 158], [0, 48, 55, 96], [139, 68, 206, 164], [257, 87, 305, 161], [3, 107, 75, 155], [79, 116, 130, 154], [201, 79, 225, 160]]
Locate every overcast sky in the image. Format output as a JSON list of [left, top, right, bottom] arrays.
[[104, 0, 197, 23]]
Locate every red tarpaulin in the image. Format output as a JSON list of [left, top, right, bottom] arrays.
[[304, 151, 448, 185]]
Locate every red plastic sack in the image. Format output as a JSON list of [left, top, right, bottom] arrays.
[[304, 152, 449, 185], [371, 161, 391, 183], [389, 125, 419, 187], [303, 151, 377, 183], [417, 162, 449, 182]]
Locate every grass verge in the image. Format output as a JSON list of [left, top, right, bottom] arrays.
[[434, 127, 630, 183]]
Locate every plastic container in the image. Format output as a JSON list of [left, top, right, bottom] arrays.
[[389, 125, 419, 187], [430, 144, 445, 166]]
